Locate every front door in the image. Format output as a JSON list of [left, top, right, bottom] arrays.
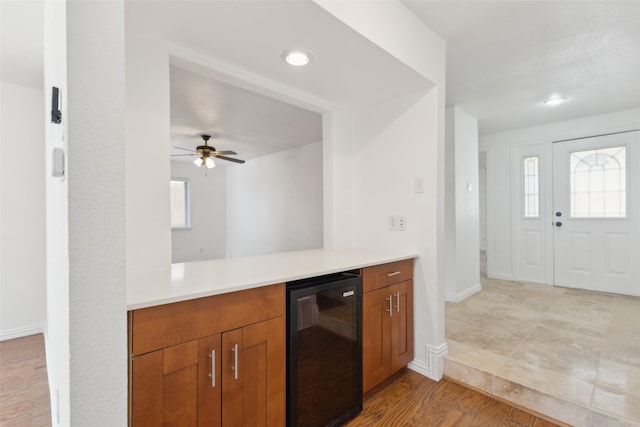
[[552, 130, 640, 296]]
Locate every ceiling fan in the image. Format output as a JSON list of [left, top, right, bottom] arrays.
[[172, 134, 246, 168]]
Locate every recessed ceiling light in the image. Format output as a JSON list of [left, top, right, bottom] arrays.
[[544, 96, 567, 106], [282, 49, 313, 67]]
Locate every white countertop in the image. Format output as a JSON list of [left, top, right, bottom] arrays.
[[127, 249, 417, 310]]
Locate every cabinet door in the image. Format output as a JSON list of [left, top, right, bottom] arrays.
[[390, 280, 413, 374], [131, 340, 199, 426], [222, 317, 285, 427], [198, 334, 222, 427], [362, 287, 391, 393]]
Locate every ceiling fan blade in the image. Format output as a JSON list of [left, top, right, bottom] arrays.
[[213, 150, 237, 155], [215, 155, 245, 164], [173, 146, 197, 152], [171, 154, 198, 157]]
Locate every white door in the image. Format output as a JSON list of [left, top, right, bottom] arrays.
[[552, 130, 640, 296], [513, 144, 549, 284]]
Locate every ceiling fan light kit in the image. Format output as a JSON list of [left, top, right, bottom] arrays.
[[193, 156, 215, 169], [172, 134, 246, 168]]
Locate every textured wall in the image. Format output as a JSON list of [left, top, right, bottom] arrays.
[[67, 1, 127, 425]]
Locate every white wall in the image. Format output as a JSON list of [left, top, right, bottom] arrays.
[[444, 106, 480, 302], [43, 1, 70, 424], [66, 1, 127, 425], [171, 161, 227, 262], [125, 30, 172, 283], [226, 142, 323, 258], [0, 81, 46, 340], [44, 1, 128, 425], [480, 107, 640, 283], [320, 1, 447, 379], [345, 88, 445, 378]]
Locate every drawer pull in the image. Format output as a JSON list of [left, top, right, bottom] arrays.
[[387, 271, 401, 277], [231, 344, 239, 380], [208, 350, 216, 387], [386, 295, 393, 317]]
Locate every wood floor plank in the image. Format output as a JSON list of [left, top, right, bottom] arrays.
[[0, 334, 51, 426], [346, 370, 561, 427]]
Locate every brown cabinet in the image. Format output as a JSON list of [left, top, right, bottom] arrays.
[[128, 284, 285, 426], [362, 260, 414, 393]]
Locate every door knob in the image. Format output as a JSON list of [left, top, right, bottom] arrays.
[[555, 221, 562, 227], [555, 212, 562, 217]]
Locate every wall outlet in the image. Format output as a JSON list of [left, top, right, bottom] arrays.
[[390, 215, 407, 231], [398, 216, 407, 231]]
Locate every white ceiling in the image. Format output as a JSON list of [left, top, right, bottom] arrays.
[[126, 1, 430, 106], [4, 1, 638, 139], [403, 1, 640, 134], [169, 65, 323, 163], [125, 0, 432, 163]]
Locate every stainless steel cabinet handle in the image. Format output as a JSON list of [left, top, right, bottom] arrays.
[[394, 291, 400, 313], [387, 271, 401, 277], [208, 350, 216, 388], [386, 295, 393, 317], [231, 344, 238, 380]]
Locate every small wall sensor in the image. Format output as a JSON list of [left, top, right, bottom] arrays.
[[51, 87, 62, 124], [52, 147, 65, 177]]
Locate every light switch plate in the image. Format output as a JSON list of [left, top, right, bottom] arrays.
[[414, 178, 424, 193]]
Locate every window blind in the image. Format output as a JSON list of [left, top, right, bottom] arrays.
[[170, 179, 190, 228]]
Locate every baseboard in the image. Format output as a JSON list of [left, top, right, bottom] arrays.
[[488, 272, 512, 281], [408, 342, 448, 381], [0, 323, 45, 341], [445, 283, 482, 303]]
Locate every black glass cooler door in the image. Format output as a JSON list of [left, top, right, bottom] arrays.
[[286, 273, 362, 427]]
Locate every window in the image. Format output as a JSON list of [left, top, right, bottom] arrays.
[[570, 146, 626, 218], [523, 156, 539, 218], [170, 179, 190, 229]]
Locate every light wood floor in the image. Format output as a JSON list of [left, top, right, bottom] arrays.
[[0, 334, 51, 426], [346, 369, 560, 427]]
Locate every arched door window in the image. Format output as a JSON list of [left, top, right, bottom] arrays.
[[570, 146, 626, 218]]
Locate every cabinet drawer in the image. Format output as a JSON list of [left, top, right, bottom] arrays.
[[130, 283, 284, 355], [363, 259, 413, 293]]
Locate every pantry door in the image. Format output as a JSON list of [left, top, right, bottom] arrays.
[[552, 130, 640, 296]]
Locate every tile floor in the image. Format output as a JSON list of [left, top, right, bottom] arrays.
[[445, 253, 640, 427]]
